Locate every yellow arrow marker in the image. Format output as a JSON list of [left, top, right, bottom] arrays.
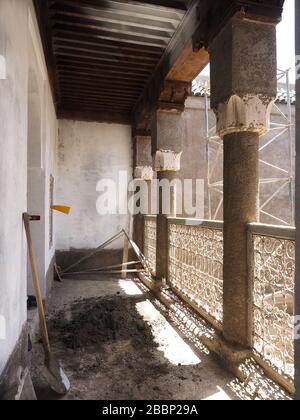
[[50, 205, 71, 215]]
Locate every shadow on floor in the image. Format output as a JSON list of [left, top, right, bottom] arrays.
[[30, 276, 236, 400]]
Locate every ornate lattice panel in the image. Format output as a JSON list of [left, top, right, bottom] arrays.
[[168, 223, 223, 325], [144, 218, 157, 276], [252, 234, 295, 381]]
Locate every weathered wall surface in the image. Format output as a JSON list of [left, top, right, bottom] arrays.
[[180, 96, 214, 218], [151, 97, 211, 220], [56, 120, 132, 253], [0, 0, 57, 378]]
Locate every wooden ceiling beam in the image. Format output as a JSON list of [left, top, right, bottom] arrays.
[[60, 101, 132, 111], [52, 22, 168, 48], [134, 0, 284, 126], [50, 0, 186, 20], [51, 14, 174, 40], [130, 0, 187, 10], [52, 31, 164, 55], [62, 89, 135, 103], [61, 102, 133, 112], [57, 64, 147, 81], [58, 84, 140, 96], [59, 85, 140, 97], [57, 74, 145, 88], [53, 40, 159, 62], [60, 101, 131, 109], [49, 8, 177, 33], [55, 54, 152, 74], [58, 76, 143, 87], [103, 0, 188, 12], [60, 90, 135, 101], [60, 86, 138, 97], [63, 95, 133, 110], [54, 47, 156, 68], [134, 0, 207, 121]]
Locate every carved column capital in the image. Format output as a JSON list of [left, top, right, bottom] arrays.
[[210, 17, 277, 138], [214, 94, 274, 139], [153, 150, 182, 172]]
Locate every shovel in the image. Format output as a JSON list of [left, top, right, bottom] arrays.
[[23, 213, 70, 395]]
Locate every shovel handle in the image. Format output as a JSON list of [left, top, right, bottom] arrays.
[[23, 213, 51, 356]]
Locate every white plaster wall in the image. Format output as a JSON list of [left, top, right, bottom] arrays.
[[26, 7, 58, 298], [56, 120, 132, 251], [0, 0, 57, 376], [0, 0, 28, 377], [44, 91, 58, 269]]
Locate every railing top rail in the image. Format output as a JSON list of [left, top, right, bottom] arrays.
[[167, 217, 224, 230], [248, 222, 296, 241], [144, 215, 157, 221]]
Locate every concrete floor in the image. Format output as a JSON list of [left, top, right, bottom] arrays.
[[29, 274, 240, 400]]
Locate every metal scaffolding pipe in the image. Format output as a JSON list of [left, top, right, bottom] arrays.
[[203, 68, 295, 225]]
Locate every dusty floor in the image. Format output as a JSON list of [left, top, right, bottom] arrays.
[[29, 274, 240, 400]]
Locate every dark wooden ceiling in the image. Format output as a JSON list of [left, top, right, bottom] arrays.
[[34, 0, 285, 123], [34, 0, 191, 122]]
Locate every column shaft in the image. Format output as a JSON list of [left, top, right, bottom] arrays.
[[223, 132, 259, 347], [152, 109, 184, 280], [156, 171, 169, 280], [210, 16, 276, 349]]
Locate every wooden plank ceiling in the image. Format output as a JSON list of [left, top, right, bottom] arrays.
[[35, 0, 190, 122]]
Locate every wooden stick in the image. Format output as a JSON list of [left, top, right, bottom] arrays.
[[122, 230, 152, 274], [122, 211, 134, 279], [23, 213, 51, 358], [121, 236, 130, 279]]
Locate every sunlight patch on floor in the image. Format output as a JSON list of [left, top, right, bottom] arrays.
[[136, 300, 201, 366], [118, 279, 144, 296], [203, 386, 232, 400]]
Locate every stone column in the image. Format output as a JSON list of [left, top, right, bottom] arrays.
[[133, 134, 153, 251], [152, 91, 187, 280], [295, 0, 300, 401], [154, 148, 182, 280], [210, 17, 277, 348]]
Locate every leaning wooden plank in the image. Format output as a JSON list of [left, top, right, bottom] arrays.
[[122, 210, 134, 279]]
